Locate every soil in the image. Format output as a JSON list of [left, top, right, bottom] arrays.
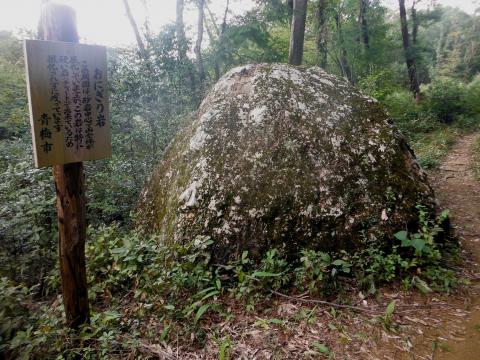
[[374, 133, 480, 360], [430, 133, 480, 360]]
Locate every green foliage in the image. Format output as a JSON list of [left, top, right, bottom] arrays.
[[354, 206, 458, 293], [0, 32, 28, 139], [428, 7, 480, 81], [218, 335, 232, 360], [411, 126, 460, 169], [309, 341, 332, 358], [295, 250, 351, 296], [465, 74, 480, 116], [0, 278, 32, 353], [358, 67, 401, 101], [376, 300, 396, 330], [474, 136, 480, 179], [423, 77, 467, 123], [0, 139, 57, 288], [0, 202, 460, 358]]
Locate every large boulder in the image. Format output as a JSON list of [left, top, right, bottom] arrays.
[[138, 64, 434, 262]]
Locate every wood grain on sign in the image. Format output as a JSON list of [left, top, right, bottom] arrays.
[[24, 39, 111, 167]]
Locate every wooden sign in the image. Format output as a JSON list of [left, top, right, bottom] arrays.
[[24, 39, 111, 167]]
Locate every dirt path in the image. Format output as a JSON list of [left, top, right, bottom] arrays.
[[430, 133, 480, 359]]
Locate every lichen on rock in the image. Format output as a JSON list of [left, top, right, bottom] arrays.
[[137, 63, 435, 262]]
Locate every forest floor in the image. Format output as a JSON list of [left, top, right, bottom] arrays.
[[424, 133, 480, 359], [372, 133, 480, 360]]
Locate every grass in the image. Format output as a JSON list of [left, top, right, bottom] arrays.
[[410, 126, 461, 170], [473, 135, 480, 179]]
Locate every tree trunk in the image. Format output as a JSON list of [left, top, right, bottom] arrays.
[[203, 14, 221, 81], [176, 0, 188, 61], [335, 11, 353, 82], [315, 0, 328, 69], [39, 4, 90, 330], [399, 0, 420, 97], [288, 0, 308, 66], [176, 0, 196, 95], [204, 3, 221, 81], [221, 0, 230, 33], [122, 0, 147, 59], [358, 0, 369, 49], [195, 0, 206, 93], [212, 0, 230, 81], [411, 0, 419, 45]]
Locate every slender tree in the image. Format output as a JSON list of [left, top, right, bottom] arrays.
[[122, 0, 147, 59], [358, 0, 369, 49], [195, 0, 206, 92], [176, 0, 196, 94], [334, 10, 353, 82], [315, 0, 328, 69], [215, 0, 230, 80], [288, 0, 308, 65], [176, 0, 188, 61], [399, 0, 420, 97], [221, 0, 230, 33], [204, 1, 222, 81], [411, 0, 420, 45]]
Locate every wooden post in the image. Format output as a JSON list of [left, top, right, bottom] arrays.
[[39, 3, 90, 329]]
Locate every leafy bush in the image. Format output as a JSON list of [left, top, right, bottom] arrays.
[[382, 90, 438, 139], [383, 90, 418, 122], [473, 136, 480, 179], [295, 250, 351, 296], [422, 77, 467, 123], [354, 206, 458, 293], [0, 139, 57, 289], [358, 68, 401, 101], [0, 33, 28, 140], [465, 74, 480, 116], [0, 278, 32, 354]]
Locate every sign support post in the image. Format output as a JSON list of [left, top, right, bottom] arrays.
[[39, 4, 90, 329]]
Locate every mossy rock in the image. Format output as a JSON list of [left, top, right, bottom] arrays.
[[138, 64, 435, 262]]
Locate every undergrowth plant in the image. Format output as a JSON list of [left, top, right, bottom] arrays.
[[0, 205, 460, 359]]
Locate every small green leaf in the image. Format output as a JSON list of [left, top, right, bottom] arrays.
[[394, 230, 408, 242], [194, 304, 210, 324], [385, 300, 396, 317], [160, 325, 170, 341], [200, 290, 219, 302], [412, 276, 432, 294], [411, 238, 426, 252], [327, 323, 337, 330], [251, 271, 281, 277], [219, 338, 231, 360], [102, 310, 122, 322], [312, 341, 330, 355]]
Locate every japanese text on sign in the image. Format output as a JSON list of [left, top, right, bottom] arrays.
[[24, 40, 111, 167]]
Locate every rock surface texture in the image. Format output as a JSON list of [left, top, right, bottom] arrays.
[[138, 64, 434, 262]]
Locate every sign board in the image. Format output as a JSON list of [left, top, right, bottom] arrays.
[[24, 39, 111, 167]]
